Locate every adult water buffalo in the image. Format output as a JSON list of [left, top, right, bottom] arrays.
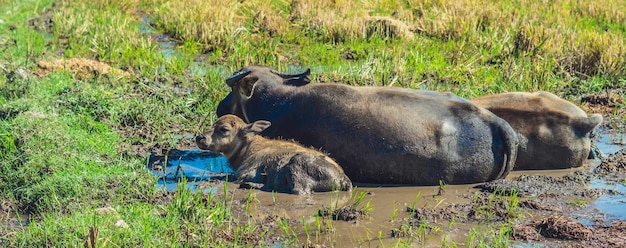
[[473, 91, 602, 170], [216, 66, 518, 185]]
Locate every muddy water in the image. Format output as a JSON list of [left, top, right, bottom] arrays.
[[146, 129, 626, 246], [589, 128, 626, 224], [303, 185, 481, 247], [595, 127, 626, 156], [151, 164, 481, 246], [139, 15, 211, 76], [590, 179, 626, 221], [254, 184, 480, 246], [147, 148, 484, 245]]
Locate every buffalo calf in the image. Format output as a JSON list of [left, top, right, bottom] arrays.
[[195, 115, 352, 194], [473, 91, 602, 170]]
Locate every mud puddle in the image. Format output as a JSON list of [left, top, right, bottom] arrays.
[[590, 179, 626, 221], [146, 148, 485, 246], [139, 16, 177, 61], [138, 15, 211, 76], [0, 211, 30, 234], [595, 127, 626, 156], [146, 127, 626, 246]]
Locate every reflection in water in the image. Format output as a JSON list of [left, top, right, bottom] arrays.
[[148, 149, 231, 193], [595, 127, 626, 156], [590, 179, 626, 221]]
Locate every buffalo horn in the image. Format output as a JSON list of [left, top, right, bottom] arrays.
[[225, 69, 252, 87]]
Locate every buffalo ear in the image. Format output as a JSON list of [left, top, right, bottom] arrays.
[[285, 75, 311, 86], [226, 69, 256, 98], [226, 69, 252, 87], [274, 68, 311, 87], [242, 120, 272, 137], [573, 114, 603, 136]]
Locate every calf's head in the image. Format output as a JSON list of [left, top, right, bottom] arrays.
[[217, 66, 311, 119], [195, 114, 271, 166]]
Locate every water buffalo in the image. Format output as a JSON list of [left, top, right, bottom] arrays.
[[195, 114, 352, 194], [216, 65, 518, 185], [472, 91, 603, 170]]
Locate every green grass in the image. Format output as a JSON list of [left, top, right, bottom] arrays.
[[1, 0, 624, 246], [467, 223, 513, 248], [11, 181, 273, 247], [568, 199, 589, 207], [0, 73, 154, 213]]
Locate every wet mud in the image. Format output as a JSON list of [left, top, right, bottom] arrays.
[[27, 7, 54, 34], [318, 205, 367, 222], [511, 217, 626, 247]]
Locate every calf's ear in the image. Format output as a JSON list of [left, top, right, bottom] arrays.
[[242, 120, 272, 137]]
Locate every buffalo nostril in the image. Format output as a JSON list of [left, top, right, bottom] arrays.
[[195, 135, 205, 142]]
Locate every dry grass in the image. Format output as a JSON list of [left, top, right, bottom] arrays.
[[35, 58, 131, 79], [145, 0, 371, 44], [140, 0, 625, 80], [557, 31, 625, 78], [407, 0, 502, 41], [288, 0, 368, 42], [145, 0, 246, 50], [364, 16, 414, 40], [52, 0, 148, 65]]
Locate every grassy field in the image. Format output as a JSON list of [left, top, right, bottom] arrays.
[[1, 0, 625, 246]]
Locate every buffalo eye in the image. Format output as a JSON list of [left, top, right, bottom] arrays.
[[218, 126, 230, 134]]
